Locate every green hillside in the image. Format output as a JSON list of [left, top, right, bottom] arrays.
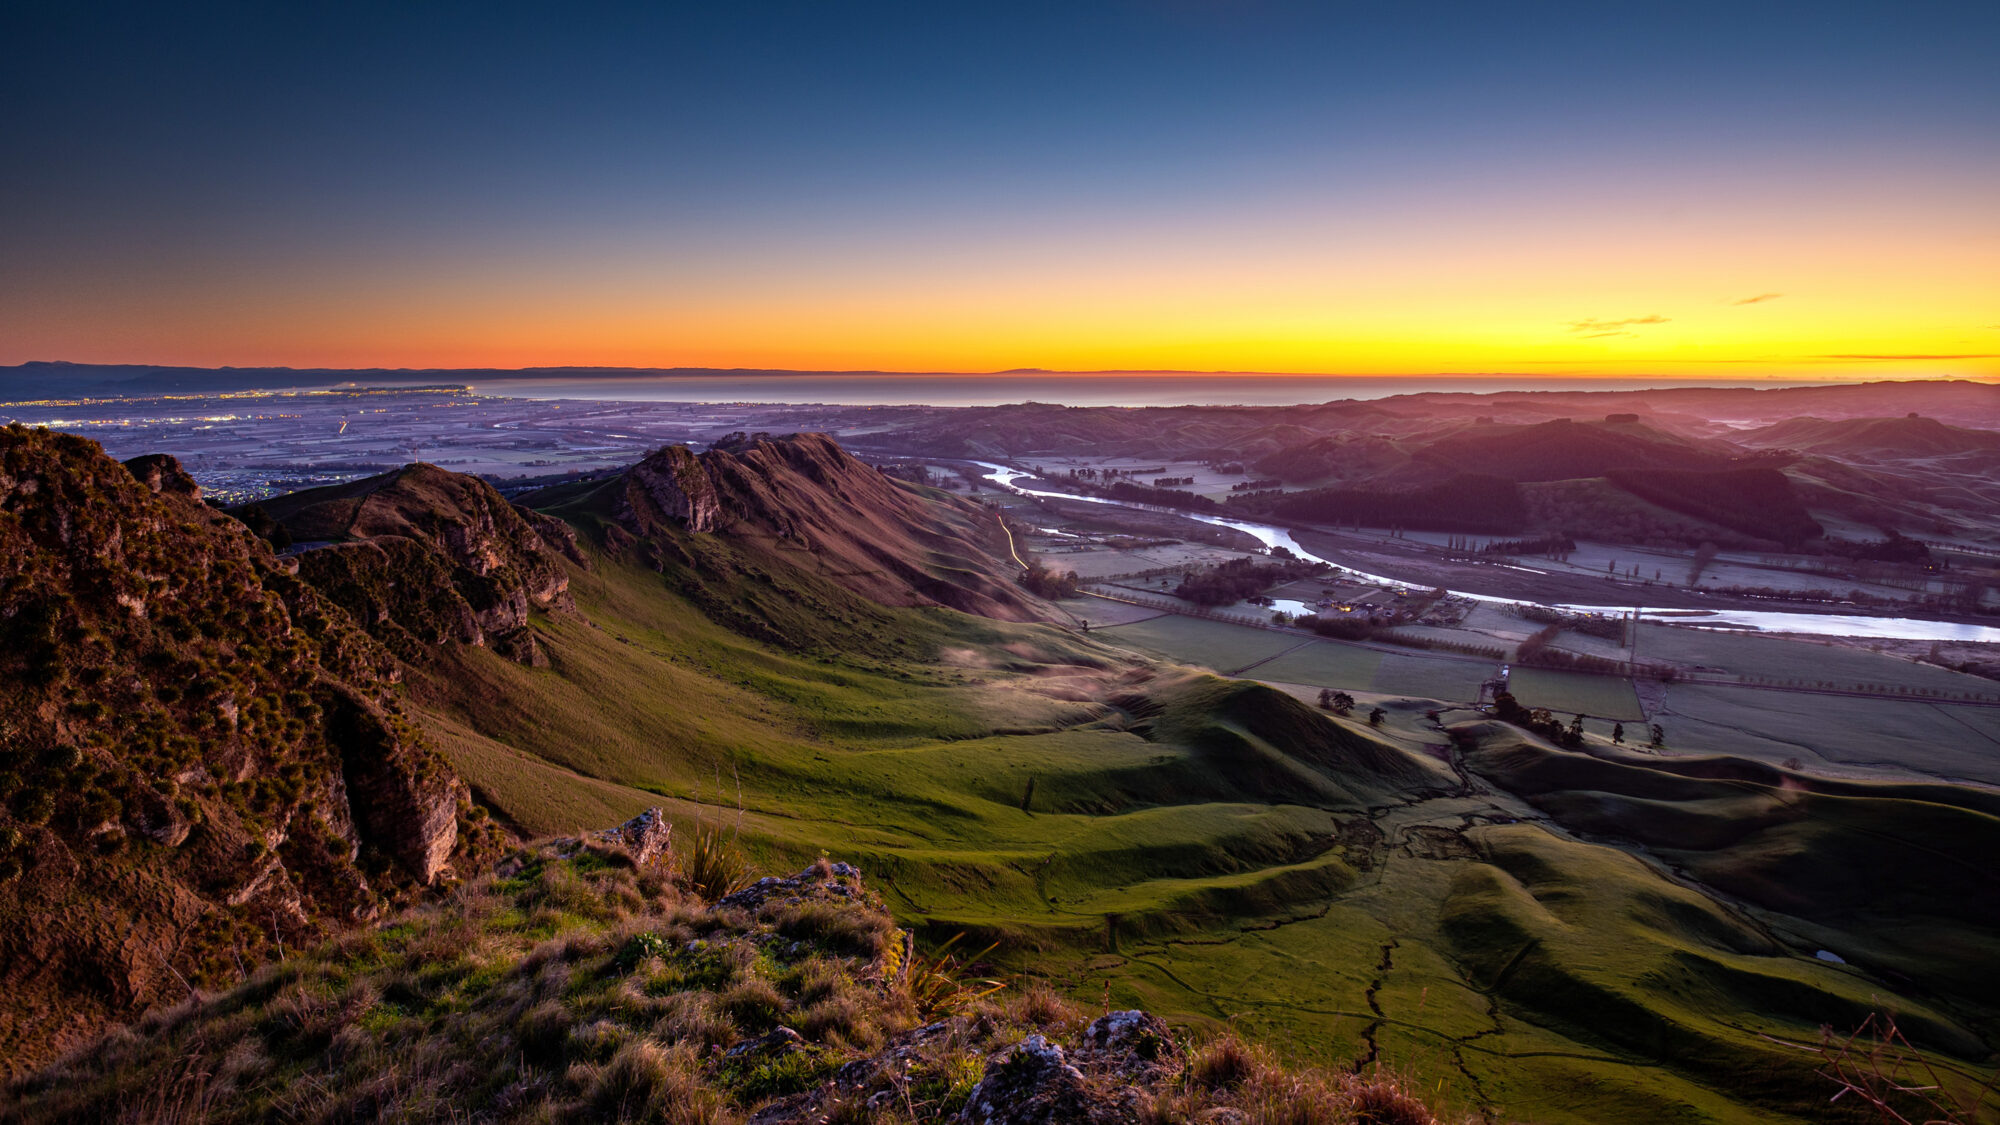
[[394, 477, 1997, 1123]]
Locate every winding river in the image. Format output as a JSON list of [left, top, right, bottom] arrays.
[[973, 462, 2000, 644]]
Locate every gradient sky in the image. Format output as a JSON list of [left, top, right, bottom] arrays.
[[3, 0, 1997, 378]]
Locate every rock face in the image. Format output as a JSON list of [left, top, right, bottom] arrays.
[[0, 425, 491, 1076], [957, 1013, 1182, 1125], [614, 432, 1053, 623], [596, 806, 672, 867], [960, 1034, 1102, 1125], [622, 443, 724, 533], [120, 453, 203, 497], [248, 463, 577, 663]]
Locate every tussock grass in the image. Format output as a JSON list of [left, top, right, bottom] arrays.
[[5, 839, 1456, 1125]]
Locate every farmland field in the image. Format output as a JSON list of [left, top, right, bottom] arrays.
[[1091, 613, 1306, 671], [1639, 623, 1998, 697], [1507, 667, 1646, 720], [1244, 640, 1385, 689], [1656, 683, 2000, 783], [1369, 652, 1496, 702]]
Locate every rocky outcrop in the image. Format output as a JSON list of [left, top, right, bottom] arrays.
[[620, 443, 723, 533], [249, 463, 576, 664], [0, 425, 493, 1076], [613, 433, 1054, 624], [321, 683, 461, 884], [596, 806, 672, 867], [120, 453, 202, 497]]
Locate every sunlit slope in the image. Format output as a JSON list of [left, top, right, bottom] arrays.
[[409, 535, 1448, 942], [404, 469, 1999, 1125]]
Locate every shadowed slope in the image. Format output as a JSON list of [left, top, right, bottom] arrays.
[[0, 427, 498, 1075]]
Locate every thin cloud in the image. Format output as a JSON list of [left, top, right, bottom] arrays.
[[1728, 292, 1783, 305], [1566, 315, 1668, 334], [1579, 331, 1633, 339], [1815, 353, 2000, 360]]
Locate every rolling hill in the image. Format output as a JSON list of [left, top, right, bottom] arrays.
[[4, 426, 1997, 1123]]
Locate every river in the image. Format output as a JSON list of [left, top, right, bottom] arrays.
[[973, 462, 2000, 644]]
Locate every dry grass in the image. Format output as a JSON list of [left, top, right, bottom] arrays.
[[4, 839, 1459, 1125], [1761, 1014, 2000, 1125]]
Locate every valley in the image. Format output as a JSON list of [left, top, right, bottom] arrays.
[[5, 379, 2000, 1124]]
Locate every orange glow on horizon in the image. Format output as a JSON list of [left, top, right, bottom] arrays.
[[7, 171, 1995, 381]]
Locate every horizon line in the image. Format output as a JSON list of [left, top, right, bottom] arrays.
[[7, 360, 1992, 385]]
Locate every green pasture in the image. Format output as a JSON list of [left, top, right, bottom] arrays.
[[1507, 666, 1646, 720], [1639, 623, 1997, 697], [1243, 640, 1384, 689], [1091, 613, 1304, 671], [1369, 653, 1494, 703], [1656, 683, 2000, 784], [412, 505, 2000, 1125]]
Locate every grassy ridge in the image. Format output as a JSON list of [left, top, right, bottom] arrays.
[[401, 498, 1999, 1123]]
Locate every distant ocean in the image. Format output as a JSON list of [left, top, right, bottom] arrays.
[[462, 373, 1822, 408]]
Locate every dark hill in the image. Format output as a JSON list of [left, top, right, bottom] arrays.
[[1733, 414, 2000, 460], [1250, 432, 1413, 483], [1269, 473, 1527, 533], [1414, 417, 1730, 482], [241, 463, 581, 664], [0, 425, 497, 1074], [1605, 466, 1823, 546], [868, 401, 1393, 460]]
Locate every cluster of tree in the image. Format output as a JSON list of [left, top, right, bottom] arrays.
[[1520, 646, 1673, 679], [1301, 616, 1507, 659], [876, 461, 937, 486], [1491, 691, 1586, 748], [1018, 563, 1080, 599], [1173, 556, 1328, 606], [1515, 623, 1563, 662], [1605, 467, 1822, 547], [1308, 615, 1377, 640], [1818, 532, 1931, 564], [1153, 476, 1195, 487], [1048, 465, 1167, 481], [1230, 479, 1284, 491], [1478, 534, 1577, 557], [1516, 604, 1624, 640], [1102, 479, 1219, 512], [1315, 689, 1386, 726], [1520, 480, 1770, 552], [1265, 474, 1527, 533]]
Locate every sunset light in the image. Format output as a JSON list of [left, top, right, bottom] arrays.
[[4, 2, 1994, 380]]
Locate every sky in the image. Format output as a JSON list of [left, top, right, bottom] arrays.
[[3, 0, 1997, 379]]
